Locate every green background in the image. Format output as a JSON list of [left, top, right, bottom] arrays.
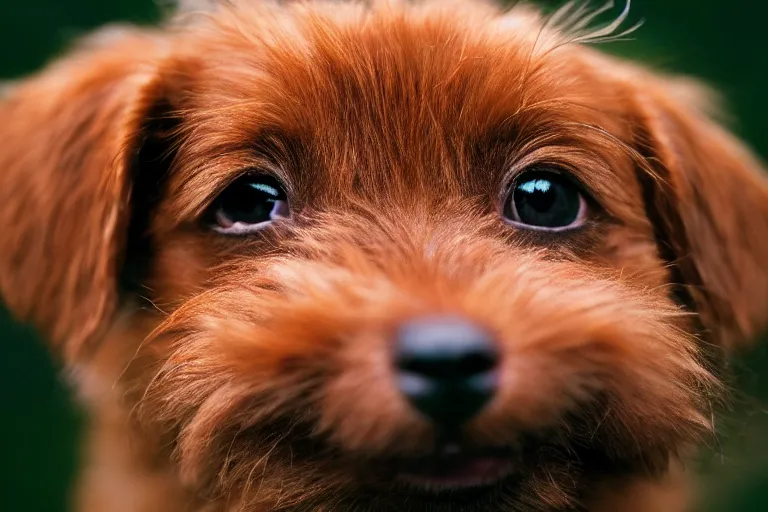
[[1, 1, 767, 511]]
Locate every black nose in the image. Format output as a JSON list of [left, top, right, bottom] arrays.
[[395, 315, 499, 428]]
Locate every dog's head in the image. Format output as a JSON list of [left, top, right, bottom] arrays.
[[1, 1, 767, 510]]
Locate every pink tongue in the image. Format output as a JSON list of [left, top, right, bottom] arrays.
[[401, 457, 513, 489]]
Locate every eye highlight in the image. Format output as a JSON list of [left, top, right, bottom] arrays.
[[503, 169, 587, 231], [209, 174, 290, 235]]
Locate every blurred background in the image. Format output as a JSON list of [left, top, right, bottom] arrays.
[[1, 1, 767, 511]]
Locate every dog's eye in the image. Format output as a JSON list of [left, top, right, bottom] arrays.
[[503, 170, 587, 230], [210, 174, 290, 235]]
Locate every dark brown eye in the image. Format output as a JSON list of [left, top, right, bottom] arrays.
[[503, 170, 587, 230], [210, 174, 289, 234]]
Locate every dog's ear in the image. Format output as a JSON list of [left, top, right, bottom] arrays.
[[605, 56, 768, 349], [0, 28, 170, 361]]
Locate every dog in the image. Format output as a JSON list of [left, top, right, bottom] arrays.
[[1, 0, 767, 510]]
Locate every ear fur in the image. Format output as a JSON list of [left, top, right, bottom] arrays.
[[606, 57, 768, 348], [0, 28, 168, 360]]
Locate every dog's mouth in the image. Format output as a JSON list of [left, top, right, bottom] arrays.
[[234, 416, 666, 511], [390, 443, 519, 494], [397, 453, 516, 492]]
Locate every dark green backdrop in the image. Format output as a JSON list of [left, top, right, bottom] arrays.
[[1, 1, 767, 511]]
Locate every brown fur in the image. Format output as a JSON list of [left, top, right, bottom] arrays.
[[1, 1, 767, 511]]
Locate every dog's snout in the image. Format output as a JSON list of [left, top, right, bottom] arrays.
[[394, 315, 499, 428]]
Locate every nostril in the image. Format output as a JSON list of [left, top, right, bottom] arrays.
[[395, 315, 499, 378], [397, 347, 497, 380], [457, 351, 497, 376], [394, 315, 500, 427]]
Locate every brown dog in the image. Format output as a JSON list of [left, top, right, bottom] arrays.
[[1, 1, 767, 510]]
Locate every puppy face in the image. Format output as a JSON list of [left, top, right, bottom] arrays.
[[1, 1, 767, 510]]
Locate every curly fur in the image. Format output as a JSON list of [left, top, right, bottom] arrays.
[[1, 1, 767, 511]]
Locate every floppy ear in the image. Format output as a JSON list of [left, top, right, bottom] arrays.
[[0, 28, 169, 361], [613, 61, 768, 349]]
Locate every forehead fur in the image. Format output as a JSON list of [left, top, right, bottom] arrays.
[[159, 0, 641, 226]]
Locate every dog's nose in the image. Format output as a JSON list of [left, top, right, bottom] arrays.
[[395, 315, 499, 428]]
